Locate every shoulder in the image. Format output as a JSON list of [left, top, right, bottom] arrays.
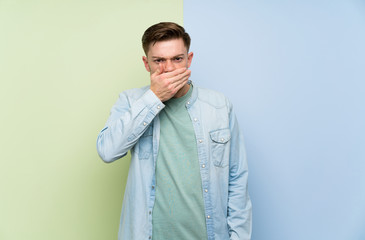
[[195, 86, 231, 109], [119, 85, 150, 100]]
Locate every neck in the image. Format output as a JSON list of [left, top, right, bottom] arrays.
[[173, 84, 190, 98]]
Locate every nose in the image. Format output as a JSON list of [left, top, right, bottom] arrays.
[[164, 60, 175, 72]]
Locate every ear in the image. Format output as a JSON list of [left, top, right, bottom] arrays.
[[142, 56, 151, 72], [187, 52, 194, 68]]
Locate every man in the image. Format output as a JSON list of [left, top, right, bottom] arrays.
[[97, 22, 252, 240]]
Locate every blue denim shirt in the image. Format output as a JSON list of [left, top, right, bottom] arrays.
[[97, 85, 252, 240]]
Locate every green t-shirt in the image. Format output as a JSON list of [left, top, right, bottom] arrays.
[[152, 86, 207, 240]]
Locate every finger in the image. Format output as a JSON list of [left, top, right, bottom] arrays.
[[159, 63, 164, 74], [151, 63, 164, 77], [169, 69, 190, 82], [161, 67, 187, 78], [151, 68, 160, 77], [171, 74, 190, 88], [174, 77, 189, 92], [169, 69, 191, 84]]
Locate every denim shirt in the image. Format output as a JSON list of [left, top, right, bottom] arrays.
[[96, 85, 252, 240]]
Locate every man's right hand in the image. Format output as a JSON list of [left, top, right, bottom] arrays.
[[150, 64, 191, 102]]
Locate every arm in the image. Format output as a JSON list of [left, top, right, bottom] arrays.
[[96, 89, 163, 163], [97, 65, 191, 163], [227, 104, 252, 240]]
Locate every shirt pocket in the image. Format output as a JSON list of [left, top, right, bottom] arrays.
[[138, 126, 153, 160], [209, 128, 231, 167]]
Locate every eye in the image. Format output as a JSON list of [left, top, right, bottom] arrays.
[[154, 59, 164, 63], [174, 57, 183, 62]]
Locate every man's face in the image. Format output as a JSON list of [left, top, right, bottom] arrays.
[[142, 38, 193, 74]]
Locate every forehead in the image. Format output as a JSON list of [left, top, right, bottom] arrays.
[[147, 38, 187, 58]]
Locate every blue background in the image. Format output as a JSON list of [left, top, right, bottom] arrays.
[[184, 1, 365, 239]]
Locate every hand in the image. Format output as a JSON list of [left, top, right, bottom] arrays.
[[150, 64, 191, 102]]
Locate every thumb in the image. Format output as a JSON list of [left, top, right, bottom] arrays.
[[153, 63, 164, 76], [151, 68, 159, 77], [151, 63, 164, 77], [159, 63, 164, 74]]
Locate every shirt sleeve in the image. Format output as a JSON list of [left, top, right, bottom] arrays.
[[227, 102, 252, 240], [96, 88, 164, 163]]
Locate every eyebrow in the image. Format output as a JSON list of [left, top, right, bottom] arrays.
[[151, 54, 185, 59]]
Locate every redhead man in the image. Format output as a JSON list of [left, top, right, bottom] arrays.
[[97, 22, 252, 240]]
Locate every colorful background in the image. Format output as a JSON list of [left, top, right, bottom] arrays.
[[1, 0, 364, 239]]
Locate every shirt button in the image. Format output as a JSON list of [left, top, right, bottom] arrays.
[[187, 101, 190, 104], [143, 122, 147, 126], [220, 138, 224, 142], [207, 215, 211, 219], [205, 189, 208, 193], [202, 164, 206, 168], [194, 118, 197, 122], [157, 105, 161, 109], [199, 139, 203, 143]]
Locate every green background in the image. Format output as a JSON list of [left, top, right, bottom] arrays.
[[0, 0, 182, 239]]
